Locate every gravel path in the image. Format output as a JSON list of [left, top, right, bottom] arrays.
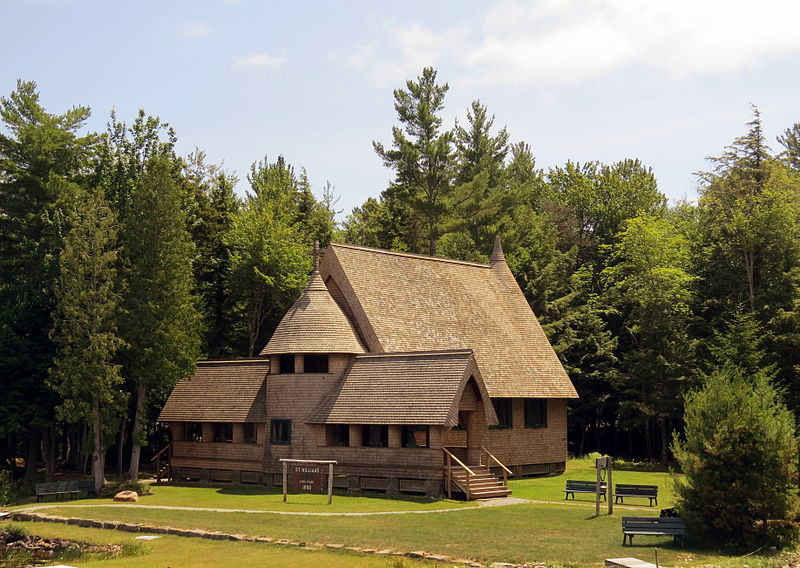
[[16, 498, 655, 517]]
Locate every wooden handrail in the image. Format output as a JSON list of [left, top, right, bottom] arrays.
[[480, 445, 511, 488], [442, 448, 474, 500], [442, 447, 475, 476], [480, 446, 512, 475], [150, 442, 172, 462]]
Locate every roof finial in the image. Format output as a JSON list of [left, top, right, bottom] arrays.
[[490, 235, 505, 266], [309, 240, 323, 271]]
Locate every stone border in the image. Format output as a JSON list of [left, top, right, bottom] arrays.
[[6, 511, 546, 568]]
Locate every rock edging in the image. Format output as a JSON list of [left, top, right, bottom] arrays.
[[8, 511, 547, 568]]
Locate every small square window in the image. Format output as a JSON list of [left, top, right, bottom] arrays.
[[243, 423, 257, 444], [270, 419, 291, 444], [213, 423, 233, 443], [402, 425, 429, 448], [304, 354, 329, 373], [185, 422, 203, 442], [524, 399, 547, 428], [362, 425, 388, 447], [490, 398, 513, 429], [326, 424, 349, 446], [279, 354, 295, 374]]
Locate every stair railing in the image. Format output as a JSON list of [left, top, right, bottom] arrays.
[[150, 442, 172, 484], [479, 446, 512, 487], [442, 447, 475, 500]]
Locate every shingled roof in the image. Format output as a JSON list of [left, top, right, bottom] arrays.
[[260, 270, 367, 356], [320, 242, 578, 399], [308, 350, 497, 426], [158, 359, 268, 422]]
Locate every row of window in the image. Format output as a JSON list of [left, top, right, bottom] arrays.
[[184, 422, 258, 444], [277, 354, 329, 374], [183, 399, 547, 445], [270, 421, 430, 448], [491, 398, 547, 429]]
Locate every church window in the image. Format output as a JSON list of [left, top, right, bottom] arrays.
[[490, 398, 513, 429], [362, 425, 388, 447], [185, 422, 202, 442], [326, 424, 349, 446], [270, 419, 292, 444], [213, 423, 233, 443], [304, 354, 329, 373], [279, 354, 295, 374], [402, 425, 429, 448], [524, 399, 547, 428], [243, 422, 257, 444]]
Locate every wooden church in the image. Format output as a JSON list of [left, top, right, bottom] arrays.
[[158, 239, 577, 498]]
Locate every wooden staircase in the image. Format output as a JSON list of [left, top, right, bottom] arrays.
[[443, 447, 513, 500], [450, 465, 512, 499], [151, 442, 172, 484]]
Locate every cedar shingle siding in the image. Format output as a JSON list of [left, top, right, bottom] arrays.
[[159, 239, 577, 496]]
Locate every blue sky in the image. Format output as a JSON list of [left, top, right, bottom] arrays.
[[4, 0, 800, 218]]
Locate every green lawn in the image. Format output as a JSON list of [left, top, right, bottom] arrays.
[[26, 483, 473, 513], [8, 459, 793, 567], [4, 522, 430, 568]]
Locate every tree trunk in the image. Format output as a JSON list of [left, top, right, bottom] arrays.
[[117, 417, 127, 478], [744, 249, 756, 311], [127, 383, 147, 482], [644, 417, 654, 460], [22, 430, 40, 489], [659, 417, 669, 465], [41, 427, 56, 482], [578, 422, 586, 456], [91, 399, 107, 492]]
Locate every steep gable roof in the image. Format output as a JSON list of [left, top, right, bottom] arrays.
[[308, 350, 497, 426], [320, 242, 577, 398], [158, 359, 269, 422], [260, 270, 366, 355]]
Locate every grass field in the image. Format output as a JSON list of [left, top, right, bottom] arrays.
[[5, 458, 793, 567]]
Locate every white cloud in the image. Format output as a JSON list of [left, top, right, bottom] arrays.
[[335, 0, 800, 87], [176, 22, 213, 38], [232, 53, 285, 70]]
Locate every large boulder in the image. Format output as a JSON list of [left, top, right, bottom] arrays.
[[113, 490, 139, 503]]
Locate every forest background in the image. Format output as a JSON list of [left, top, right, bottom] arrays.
[[2, 67, 800, 488]]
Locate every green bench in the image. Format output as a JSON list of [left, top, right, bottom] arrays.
[[613, 483, 658, 506], [622, 516, 686, 546], [35, 480, 97, 503], [564, 479, 607, 500]]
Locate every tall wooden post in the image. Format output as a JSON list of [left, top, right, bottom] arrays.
[[282, 461, 288, 502], [327, 463, 334, 505], [595, 459, 602, 517], [607, 458, 613, 515]]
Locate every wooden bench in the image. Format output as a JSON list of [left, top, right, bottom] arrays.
[[564, 479, 607, 500], [613, 484, 658, 506], [622, 516, 686, 546], [35, 480, 97, 503]]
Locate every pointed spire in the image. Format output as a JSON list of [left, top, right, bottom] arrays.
[[490, 235, 506, 266], [309, 240, 323, 271]]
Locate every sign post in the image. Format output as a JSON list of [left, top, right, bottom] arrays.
[[279, 459, 337, 505], [595, 456, 613, 516]]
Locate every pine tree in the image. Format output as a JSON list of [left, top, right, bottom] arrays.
[[48, 187, 125, 491], [373, 67, 454, 254], [0, 80, 96, 483], [120, 157, 201, 481]]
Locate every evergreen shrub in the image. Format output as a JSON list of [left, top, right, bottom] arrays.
[[672, 365, 799, 547]]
